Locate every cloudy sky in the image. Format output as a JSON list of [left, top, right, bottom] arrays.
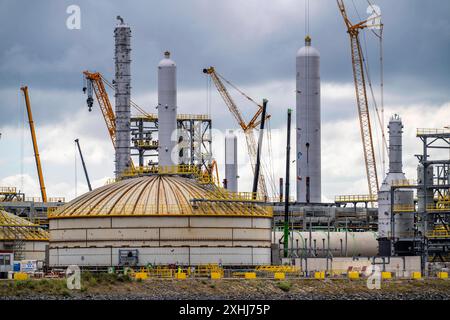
[[0, 0, 449, 202]]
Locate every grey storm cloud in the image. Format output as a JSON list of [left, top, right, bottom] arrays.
[[0, 0, 449, 127]]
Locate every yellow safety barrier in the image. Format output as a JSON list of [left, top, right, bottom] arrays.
[[335, 194, 377, 202], [348, 271, 360, 280], [417, 128, 450, 135], [411, 272, 422, 280], [245, 272, 257, 279], [0, 186, 17, 194], [437, 272, 448, 279], [14, 272, 29, 281], [176, 272, 187, 280], [255, 265, 300, 273], [211, 272, 222, 280], [314, 272, 325, 280], [381, 272, 392, 280], [134, 272, 148, 280], [274, 272, 285, 280]]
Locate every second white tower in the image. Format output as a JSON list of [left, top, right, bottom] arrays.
[[296, 36, 321, 203], [158, 51, 178, 166]]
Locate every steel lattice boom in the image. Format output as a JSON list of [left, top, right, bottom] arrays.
[[337, 0, 379, 199]]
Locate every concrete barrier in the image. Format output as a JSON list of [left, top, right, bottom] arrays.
[[314, 271, 325, 280], [274, 272, 285, 280]]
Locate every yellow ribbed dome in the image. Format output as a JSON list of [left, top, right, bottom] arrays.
[[49, 175, 271, 218], [0, 210, 49, 241]]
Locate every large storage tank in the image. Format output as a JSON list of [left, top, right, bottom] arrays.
[[0, 210, 48, 260], [48, 175, 272, 267]]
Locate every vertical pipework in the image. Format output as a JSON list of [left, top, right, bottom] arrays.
[[74, 139, 92, 192], [284, 109, 292, 258], [114, 16, 131, 177], [296, 35, 321, 203], [279, 178, 284, 202], [252, 99, 268, 197], [158, 51, 178, 166], [225, 130, 238, 192]]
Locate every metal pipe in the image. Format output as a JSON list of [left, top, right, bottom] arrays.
[[252, 99, 268, 197], [284, 108, 292, 258], [74, 139, 92, 192]]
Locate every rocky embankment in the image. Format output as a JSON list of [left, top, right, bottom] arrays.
[[0, 276, 449, 300]]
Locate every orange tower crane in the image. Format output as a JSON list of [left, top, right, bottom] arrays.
[[82, 71, 143, 173]]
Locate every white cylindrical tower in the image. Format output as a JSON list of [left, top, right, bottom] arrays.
[[296, 35, 321, 203], [158, 51, 178, 167], [225, 130, 238, 192], [114, 17, 132, 177], [378, 115, 414, 255]]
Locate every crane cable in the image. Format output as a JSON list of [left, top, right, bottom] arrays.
[[212, 70, 278, 197], [351, 0, 387, 176], [101, 75, 155, 119]]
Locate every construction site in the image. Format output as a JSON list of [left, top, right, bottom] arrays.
[[0, 0, 449, 300]]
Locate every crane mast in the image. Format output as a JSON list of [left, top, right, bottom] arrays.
[[20, 86, 47, 202], [337, 0, 379, 199], [203, 67, 268, 198]]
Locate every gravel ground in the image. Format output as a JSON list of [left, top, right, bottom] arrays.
[[0, 278, 449, 300]]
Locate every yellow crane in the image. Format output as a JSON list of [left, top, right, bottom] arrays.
[[82, 71, 155, 173], [337, 0, 380, 199], [203, 67, 271, 198], [20, 86, 47, 203]]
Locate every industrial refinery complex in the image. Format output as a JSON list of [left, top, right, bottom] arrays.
[[0, 1, 449, 302]]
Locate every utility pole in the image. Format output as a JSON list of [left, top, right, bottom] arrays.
[[284, 108, 292, 258]]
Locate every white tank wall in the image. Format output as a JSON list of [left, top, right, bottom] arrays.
[[0, 241, 47, 261], [49, 247, 271, 267], [296, 37, 321, 203], [49, 215, 272, 267], [273, 231, 378, 257], [158, 51, 178, 166], [225, 130, 238, 192]]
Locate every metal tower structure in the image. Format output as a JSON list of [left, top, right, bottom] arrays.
[[296, 35, 321, 203], [114, 16, 132, 177]]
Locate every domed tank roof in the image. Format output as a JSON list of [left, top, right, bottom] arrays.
[[158, 51, 176, 67], [297, 35, 320, 57], [0, 210, 49, 241], [49, 175, 271, 218]]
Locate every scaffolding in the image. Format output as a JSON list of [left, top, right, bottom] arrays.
[[130, 114, 212, 170], [390, 128, 450, 273]]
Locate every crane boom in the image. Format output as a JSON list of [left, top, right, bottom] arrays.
[[203, 67, 268, 198], [83, 71, 135, 172], [337, 0, 379, 198], [20, 86, 47, 203], [75, 139, 92, 191], [83, 71, 117, 147]]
